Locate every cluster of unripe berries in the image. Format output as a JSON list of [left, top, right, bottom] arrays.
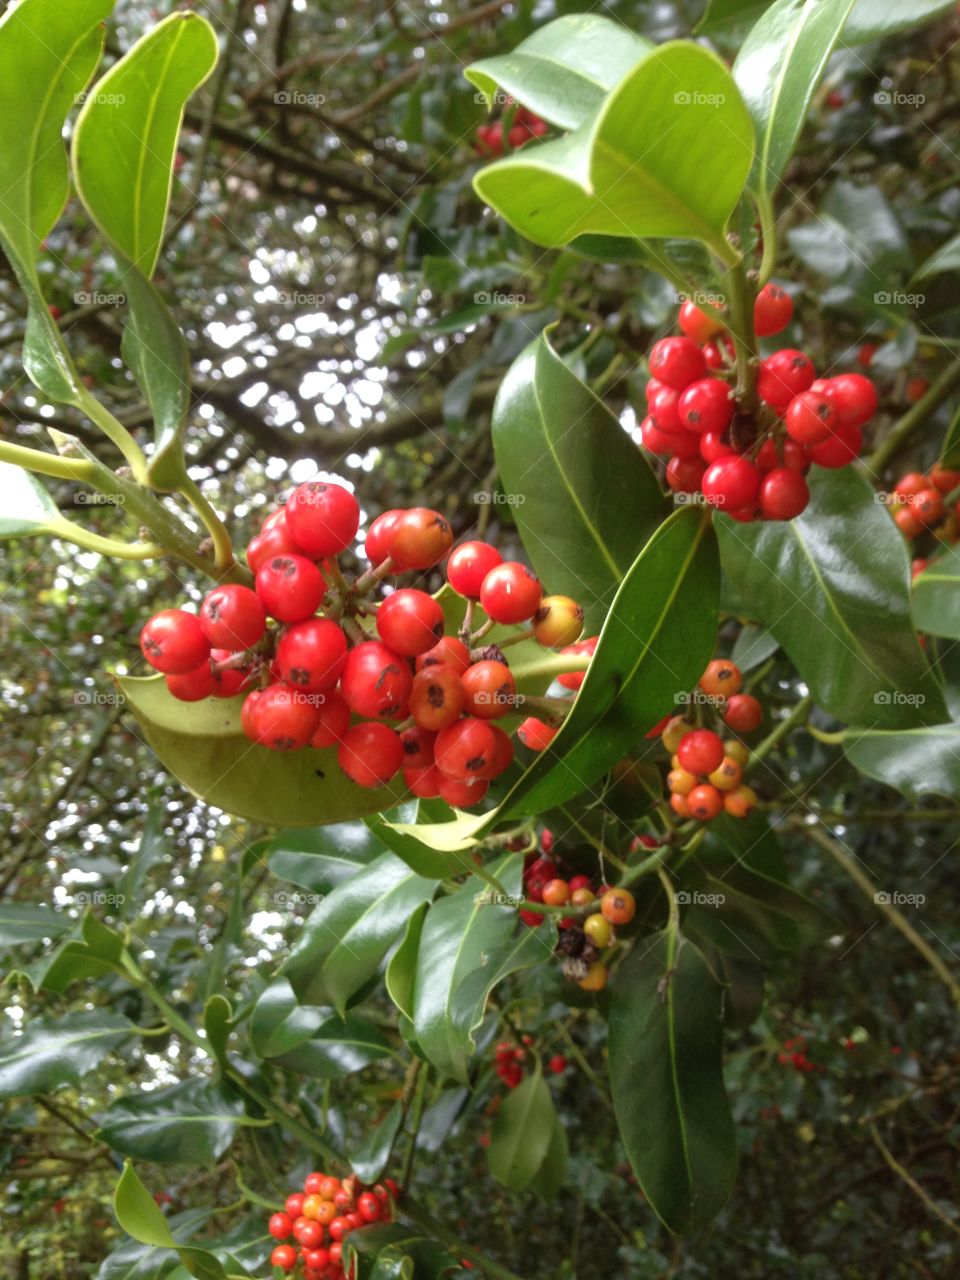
[[266, 1171, 396, 1280], [888, 463, 960, 569], [658, 660, 761, 821], [475, 103, 547, 156], [640, 286, 877, 521], [138, 481, 591, 805]]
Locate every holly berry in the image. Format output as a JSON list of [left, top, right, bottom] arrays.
[[247, 518, 301, 573], [517, 717, 558, 750], [310, 691, 352, 749], [548, 1053, 568, 1075], [667, 766, 697, 796], [579, 961, 608, 991], [758, 349, 816, 409], [699, 659, 742, 699], [678, 378, 734, 434], [387, 507, 453, 570], [340, 641, 412, 719], [293, 1219, 325, 1249], [702, 454, 760, 512], [676, 728, 725, 774], [409, 664, 466, 731], [648, 383, 682, 433], [600, 887, 635, 925], [271, 1246, 297, 1272], [824, 372, 877, 428], [255, 554, 326, 623], [914, 488, 944, 525], [724, 784, 758, 818], [785, 390, 836, 445], [199, 584, 265, 651], [140, 609, 210, 675], [723, 693, 763, 733], [269, 1213, 293, 1240], [248, 684, 320, 751], [357, 1191, 382, 1223], [285, 1194, 305, 1219], [708, 756, 743, 791], [438, 774, 489, 807], [480, 562, 543, 624], [533, 595, 584, 648], [660, 715, 688, 754], [447, 541, 503, 598], [365, 509, 403, 564], [286, 480, 360, 556], [666, 455, 706, 494], [416, 635, 470, 675], [759, 468, 809, 520], [337, 722, 403, 788], [754, 283, 794, 337], [166, 662, 216, 702], [405, 763, 443, 798], [556, 636, 597, 691], [678, 298, 724, 343], [274, 619, 348, 692], [724, 739, 750, 766], [929, 464, 960, 493], [687, 783, 723, 821], [376, 588, 444, 656], [434, 716, 498, 780], [583, 913, 612, 947], [807, 423, 862, 468], [461, 660, 516, 719], [542, 877, 571, 906], [648, 336, 706, 390]]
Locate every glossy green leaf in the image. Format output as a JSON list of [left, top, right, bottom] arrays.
[[386, 903, 430, 1022], [492, 329, 668, 631], [412, 856, 556, 1082], [72, 14, 217, 488], [844, 723, 960, 800], [117, 674, 408, 825], [97, 1080, 246, 1167], [734, 0, 856, 197], [0, 1012, 134, 1100], [528, 1113, 569, 1202], [96, 1207, 214, 1280], [249, 978, 329, 1059], [265, 822, 385, 890], [345, 1225, 459, 1280], [844, 0, 953, 42], [487, 1068, 556, 1191], [940, 405, 960, 469], [366, 803, 473, 880], [270, 1015, 394, 1078], [608, 930, 736, 1234], [730, 624, 779, 672], [282, 853, 438, 1014], [697, 0, 771, 32], [473, 42, 753, 254], [14, 919, 128, 995], [0, 904, 71, 947], [717, 467, 946, 728], [350, 1101, 404, 1183], [0, 463, 63, 540], [465, 15, 653, 131], [203, 996, 232, 1074], [114, 1164, 226, 1280], [718, 952, 766, 1029], [0, 0, 108, 404], [914, 546, 960, 639], [913, 231, 960, 281]]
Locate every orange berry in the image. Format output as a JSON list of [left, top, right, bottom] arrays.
[[724, 784, 758, 818], [708, 756, 743, 791], [699, 659, 743, 700], [578, 961, 607, 991], [661, 715, 689, 754], [687, 783, 724, 821], [600, 887, 636, 925], [670, 791, 691, 818], [667, 766, 697, 796], [541, 878, 571, 906]]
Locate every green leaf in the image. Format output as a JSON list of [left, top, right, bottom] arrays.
[[349, 1101, 404, 1184], [345, 1225, 459, 1280], [116, 674, 408, 825], [0, 1012, 133, 1100], [914, 546, 960, 639], [734, 0, 856, 197], [72, 13, 218, 489], [608, 930, 736, 1234], [717, 467, 946, 728], [249, 978, 328, 1059], [844, 723, 960, 800], [0, 463, 65, 540], [270, 1015, 394, 1078], [844, 0, 953, 43], [282, 853, 438, 1015], [492, 329, 668, 631], [730, 624, 779, 672], [913, 231, 960, 281], [527, 1113, 569, 1202], [265, 822, 385, 890], [465, 15, 653, 130], [697, 0, 772, 33], [411, 856, 556, 1082], [386, 903, 430, 1022], [97, 1080, 246, 1167], [0, 904, 71, 948], [118, 808, 168, 912], [940, 405, 960, 469], [0, 0, 109, 403], [473, 42, 753, 254], [114, 1164, 227, 1280], [96, 1208, 215, 1280], [203, 996, 232, 1074], [366, 803, 471, 880], [487, 1068, 556, 1192]]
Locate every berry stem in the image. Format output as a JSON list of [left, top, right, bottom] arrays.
[[458, 598, 475, 643], [868, 358, 960, 473], [723, 261, 759, 414], [43, 519, 164, 560], [0, 438, 97, 482], [745, 693, 813, 774], [353, 557, 394, 594], [755, 190, 778, 289], [494, 626, 535, 648], [74, 384, 150, 483], [179, 475, 235, 572], [657, 866, 681, 934], [469, 617, 496, 644]]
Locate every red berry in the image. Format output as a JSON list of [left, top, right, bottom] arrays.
[[488, 724, 514, 776], [286, 480, 360, 556], [724, 693, 763, 733], [782, 438, 811, 472], [302, 1251, 329, 1273], [247, 519, 300, 573], [807, 423, 861, 468], [461, 660, 516, 719], [759, 468, 809, 520], [648, 383, 683, 434], [276, 619, 348, 692], [557, 636, 597, 690], [310, 690, 352, 749], [140, 609, 210, 675], [400, 724, 436, 767], [409, 664, 466, 731], [250, 684, 321, 751], [357, 1191, 382, 1223], [548, 1054, 568, 1076], [338, 722, 404, 788], [649, 336, 706, 390], [165, 662, 215, 701], [823, 373, 877, 428], [447, 541, 503, 598], [784, 390, 836, 445], [676, 728, 725, 775], [665, 455, 706, 494], [285, 1195, 305, 1219], [678, 298, 724, 343], [479, 562, 542, 624], [365, 509, 403, 564], [687, 783, 723, 821], [702, 454, 760, 511], [199, 584, 265, 652], [255, 555, 326, 623], [340, 641, 412, 719], [857, 342, 877, 368], [376, 589, 445, 656], [893, 472, 929, 499], [905, 377, 928, 403], [758, 349, 815, 410], [753, 283, 793, 337], [271, 1246, 297, 1272], [269, 1213, 293, 1240], [678, 378, 734, 434], [210, 650, 249, 698], [703, 334, 735, 369], [293, 1220, 324, 1249], [914, 488, 944, 525], [416, 635, 470, 675], [929, 464, 960, 493], [438, 774, 489, 807], [700, 431, 733, 464], [387, 508, 453, 571], [404, 763, 443, 798], [435, 717, 498, 780]]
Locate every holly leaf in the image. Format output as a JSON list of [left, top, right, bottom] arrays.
[[97, 1080, 247, 1167], [0, 1012, 134, 1100]]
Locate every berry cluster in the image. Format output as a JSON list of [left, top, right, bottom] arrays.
[[267, 1171, 396, 1279], [659, 660, 760, 821], [640, 286, 877, 521], [475, 103, 547, 156], [777, 1034, 821, 1075], [888, 464, 960, 566], [492, 1037, 568, 1090], [138, 482, 591, 806]]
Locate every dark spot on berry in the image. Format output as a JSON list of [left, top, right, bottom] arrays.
[[289, 667, 310, 686], [426, 683, 445, 708], [431, 620, 443, 639], [466, 754, 487, 772], [376, 663, 400, 689]]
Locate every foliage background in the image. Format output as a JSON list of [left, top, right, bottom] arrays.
[[1, 0, 959, 1276]]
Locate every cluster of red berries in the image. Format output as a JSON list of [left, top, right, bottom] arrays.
[[267, 1171, 396, 1279], [492, 1036, 568, 1090], [640, 286, 877, 521], [138, 481, 591, 806], [888, 463, 960, 567], [658, 660, 761, 821], [777, 1035, 821, 1075], [475, 103, 547, 156]]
